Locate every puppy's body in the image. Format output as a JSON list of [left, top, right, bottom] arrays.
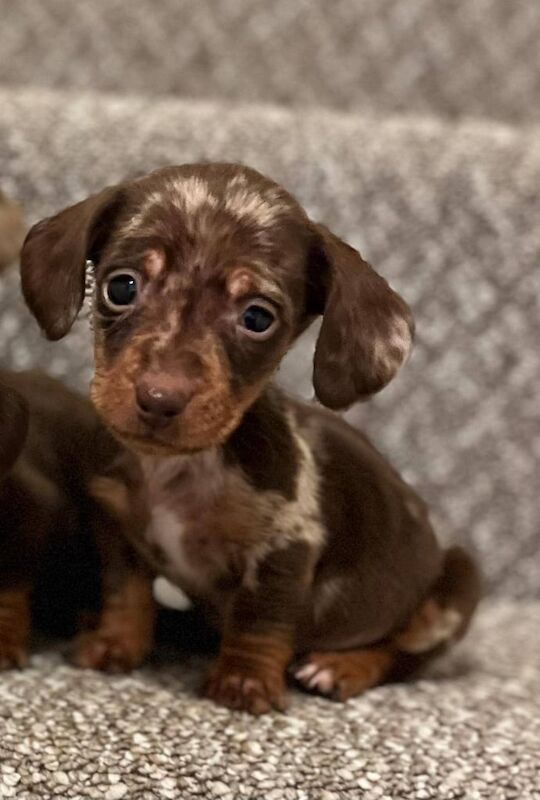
[[0, 370, 154, 670], [135, 388, 439, 648], [20, 163, 481, 712]]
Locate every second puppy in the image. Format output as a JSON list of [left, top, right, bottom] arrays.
[[0, 370, 154, 671]]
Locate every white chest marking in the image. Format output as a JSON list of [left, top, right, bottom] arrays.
[[140, 452, 225, 592], [152, 576, 192, 610], [146, 503, 201, 590]]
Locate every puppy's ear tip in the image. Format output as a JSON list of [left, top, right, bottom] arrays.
[[41, 314, 77, 341], [29, 306, 78, 341], [43, 327, 68, 342], [21, 269, 82, 341], [313, 375, 389, 411], [313, 316, 413, 409], [312, 366, 357, 410], [313, 389, 345, 411]]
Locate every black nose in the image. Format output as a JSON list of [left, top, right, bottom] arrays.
[[135, 375, 192, 428]]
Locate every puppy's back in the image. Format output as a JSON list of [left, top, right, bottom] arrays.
[[0, 370, 119, 490], [0, 383, 28, 478]]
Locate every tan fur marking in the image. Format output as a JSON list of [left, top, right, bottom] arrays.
[[0, 586, 30, 669], [144, 249, 166, 279], [72, 573, 155, 672], [224, 186, 288, 227], [0, 195, 25, 270], [227, 268, 255, 299], [395, 600, 463, 654], [373, 316, 413, 378], [226, 174, 248, 189], [88, 475, 131, 521], [118, 212, 146, 237], [168, 177, 218, 215], [243, 419, 324, 589], [314, 576, 346, 623], [295, 647, 395, 700], [226, 266, 284, 304], [204, 627, 293, 713]]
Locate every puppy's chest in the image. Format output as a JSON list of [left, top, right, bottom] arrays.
[[145, 504, 216, 592], [138, 436, 325, 596], [139, 453, 264, 594]]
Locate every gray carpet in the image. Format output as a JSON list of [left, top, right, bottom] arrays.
[[1, 0, 540, 123], [0, 602, 538, 800]]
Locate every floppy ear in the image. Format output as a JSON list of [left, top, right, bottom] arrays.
[[20, 186, 124, 340], [309, 224, 414, 410], [0, 385, 28, 479]]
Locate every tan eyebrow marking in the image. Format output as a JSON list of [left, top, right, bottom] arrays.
[[226, 267, 284, 305], [144, 249, 166, 279]]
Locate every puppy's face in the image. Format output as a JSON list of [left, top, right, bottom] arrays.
[[90, 168, 313, 453], [21, 163, 414, 456]]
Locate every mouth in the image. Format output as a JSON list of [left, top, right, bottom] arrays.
[[107, 423, 206, 456], [108, 423, 180, 454]]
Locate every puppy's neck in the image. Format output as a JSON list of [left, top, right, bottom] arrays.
[[139, 447, 225, 495], [137, 384, 290, 495]]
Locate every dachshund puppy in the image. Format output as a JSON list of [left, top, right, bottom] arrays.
[[20, 163, 480, 713], [0, 370, 154, 671]]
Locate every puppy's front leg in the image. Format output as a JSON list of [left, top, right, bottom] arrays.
[[72, 565, 155, 673], [72, 475, 155, 673], [0, 585, 30, 669], [204, 541, 313, 715]]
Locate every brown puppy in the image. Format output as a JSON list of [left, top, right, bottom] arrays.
[[20, 163, 480, 713], [0, 370, 154, 671]]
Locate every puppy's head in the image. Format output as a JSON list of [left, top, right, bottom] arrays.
[[20, 163, 413, 455]]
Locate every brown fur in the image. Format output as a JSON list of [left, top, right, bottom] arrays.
[[0, 370, 154, 671], [0, 192, 25, 271], [0, 383, 28, 478], [0, 586, 31, 668], [20, 163, 481, 713]]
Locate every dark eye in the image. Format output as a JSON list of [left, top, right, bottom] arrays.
[[239, 302, 277, 338], [103, 270, 139, 311]]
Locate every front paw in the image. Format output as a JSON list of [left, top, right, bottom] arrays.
[[0, 590, 30, 669], [203, 660, 288, 715], [0, 641, 28, 670], [71, 626, 151, 673]]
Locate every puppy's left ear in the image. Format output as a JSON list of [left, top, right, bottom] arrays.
[[309, 224, 414, 410], [20, 186, 124, 340]]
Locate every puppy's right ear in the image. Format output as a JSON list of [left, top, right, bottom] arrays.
[[20, 187, 123, 340], [0, 386, 28, 479]]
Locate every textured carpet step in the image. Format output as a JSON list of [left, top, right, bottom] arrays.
[[1, 86, 539, 597]]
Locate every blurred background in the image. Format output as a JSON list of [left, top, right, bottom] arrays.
[[0, 0, 539, 597]]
